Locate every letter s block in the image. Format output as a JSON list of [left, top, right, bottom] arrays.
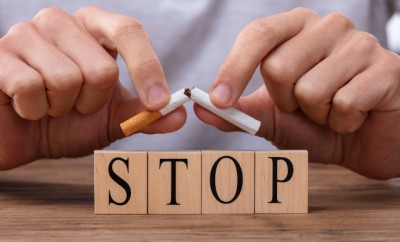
[[94, 151, 147, 214], [255, 151, 308, 213]]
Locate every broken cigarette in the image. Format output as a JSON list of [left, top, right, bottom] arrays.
[[188, 87, 261, 135], [120, 86, 261, 137], [120, 88, 190, 136]]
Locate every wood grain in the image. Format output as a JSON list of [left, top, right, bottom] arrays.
[[202, 151, 254, 214], [255, 150, 308, 213], [94, 151, 147, 214], [0, 156, 399, 241], [148, 151, 202, 214]]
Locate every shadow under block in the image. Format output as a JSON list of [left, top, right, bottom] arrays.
[[202, 151, 255, 214], [94, 151, 147, 214], [148, 151, 202, 214], [255, 151, 308, 213]]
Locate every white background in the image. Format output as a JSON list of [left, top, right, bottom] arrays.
[[388, 13, 400, 53]]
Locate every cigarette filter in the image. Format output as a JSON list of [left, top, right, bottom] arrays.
[[120, 88, 190, 136], [189, 87, 261, 135]]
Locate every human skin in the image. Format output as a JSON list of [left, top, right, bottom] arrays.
[[195, 8, 400, 179], [1, 7, 399, 179], [0, 7, 186, 170]]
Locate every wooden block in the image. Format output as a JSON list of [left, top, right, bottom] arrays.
[[148, 151, 201, 214], [94, 151, 147, 214], [202, 151, 255, 214], [255, 151, 308, 213]]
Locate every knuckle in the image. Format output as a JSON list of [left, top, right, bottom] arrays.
[[46, 67, 83, 93], [261, 56, 288, 84], [350, 32, 379, 55], [291, 7, 318, 17], [5, 22, 35, 40], [133, 53, 159, 69], [33, 6, 73, 30], [323, 12, 354, 31], [9, 74, 43, 98], [294, 81, 324, 107], [110, 16, 144, 40], [34, 6, 64, 21], [18, 106, 47, 121], [85, 60, 119, 89], [332, 91, 356, 115], [242, 18, 274, 40], [75, 6, 101, 16]]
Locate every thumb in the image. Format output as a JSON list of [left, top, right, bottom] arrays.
[[108, 84, 187, 141]]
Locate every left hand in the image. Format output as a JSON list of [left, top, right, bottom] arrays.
[[195, 8, 400, 179]]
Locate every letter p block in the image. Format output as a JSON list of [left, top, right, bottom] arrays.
[[255, 151, 308, 213]]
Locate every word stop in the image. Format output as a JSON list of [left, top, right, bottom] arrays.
[[94, 150, 308, 214]]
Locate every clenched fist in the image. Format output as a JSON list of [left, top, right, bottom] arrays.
[[0, 7, 186, 170], [196, 8, 400, 179]]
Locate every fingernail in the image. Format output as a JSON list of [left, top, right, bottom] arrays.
[[212, 83, 232, 104], [147, 85, 167, 106]]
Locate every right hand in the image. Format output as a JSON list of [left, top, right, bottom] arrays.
[[0, 6, 186, 170]]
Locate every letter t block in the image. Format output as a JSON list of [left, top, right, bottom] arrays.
[[148, 151, 201, 214]]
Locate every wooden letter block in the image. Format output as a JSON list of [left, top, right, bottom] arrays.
[[255, 151, 308, 213], [202, 151, 255, 214], [94, 151, 147, 214], [148, 151, 201, 214]]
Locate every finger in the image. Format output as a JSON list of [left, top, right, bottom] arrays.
[[262, 12, 355, 112], [74, 6, 169, 111], [294, 31, 376, 124], [193, 103, 240, 132], [210, 8, 319, 108], [142, 106, 187, 134], [198, 85, 343, 164], [2, 21, 83, 117], [33, 7, 119, 114], [0, 53, 48, 120], [108, 84, 187, 141], [195, 86, 273, 137], [329, 53, 400, 133]]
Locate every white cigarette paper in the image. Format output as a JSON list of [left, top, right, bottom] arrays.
[[120, 88, 190, 136], [189, 87, 261, 135], [159, 88, 190, 115]]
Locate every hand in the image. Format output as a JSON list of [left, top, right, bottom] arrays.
[[0, 7, 186, 170], [195, 8, 400, 179]]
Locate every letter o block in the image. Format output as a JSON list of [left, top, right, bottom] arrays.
[[202, 151, 255, 214]]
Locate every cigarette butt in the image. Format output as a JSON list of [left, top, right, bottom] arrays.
[[189, 87, 261, 135], [120, 110, 163, 136], [120, 88, 190, 136]]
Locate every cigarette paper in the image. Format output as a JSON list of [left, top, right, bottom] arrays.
[[120, 88, 190, 136], [189, 87, 261, 135]]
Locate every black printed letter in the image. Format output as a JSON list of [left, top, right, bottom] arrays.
[[159, 159, 188, 205], [269, 157, 294, 204], [210, 156, 243, 204], [108, 157, 131, 206]]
